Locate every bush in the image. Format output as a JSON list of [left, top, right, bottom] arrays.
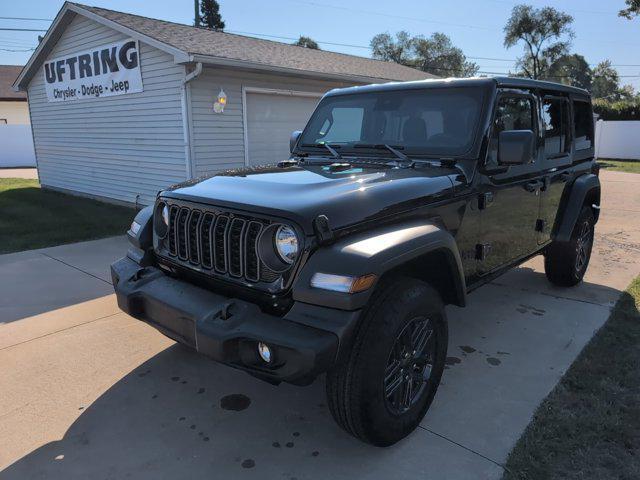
[[593, 98, 640, 121]]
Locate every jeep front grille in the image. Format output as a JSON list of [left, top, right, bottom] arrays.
[[163, 203, 278, 284]]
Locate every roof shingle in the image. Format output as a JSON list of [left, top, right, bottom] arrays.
[[76, 4, 434, 83], [0, 65, 26, 100]]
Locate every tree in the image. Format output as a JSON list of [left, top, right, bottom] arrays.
[[546, 54, 592, 90], [591, 60, 621, 100], [370, 31, 415, 66], [412, 33, 479, 77], [619, 0, 640, 19], [504, 5, 574, 79], [591, 60, 639, 101], [293, 36, 320, 50], [370, 31, 478, 77], [618, 84, 637, 101], [199, 0, 225, 31]]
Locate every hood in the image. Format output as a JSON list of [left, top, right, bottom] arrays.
[[162, 163, 457, 234]]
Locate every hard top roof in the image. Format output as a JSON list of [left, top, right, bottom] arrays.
[[324, 76, 591, 98]]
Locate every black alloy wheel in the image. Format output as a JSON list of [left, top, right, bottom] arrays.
[[574, 219, 594, 274], [384, 316, 435, 415]]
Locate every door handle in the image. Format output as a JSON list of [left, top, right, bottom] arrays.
[[524, 180, 544, 192]]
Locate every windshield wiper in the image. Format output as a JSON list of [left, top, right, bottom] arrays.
[[353, 143, 411, 163], [299, 143, 342, 159]]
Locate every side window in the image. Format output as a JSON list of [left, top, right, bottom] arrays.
[[542, 97, 570, 157], [487, 96, 535, 166], [316, 107, 364, 143], [573, 100, 593, 151]]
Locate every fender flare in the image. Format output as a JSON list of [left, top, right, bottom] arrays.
[[292, 221, 466, 311], [554, 174, 600, 243], [127, 205, 153, 250]]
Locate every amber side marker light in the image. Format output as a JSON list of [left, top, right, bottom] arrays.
[[310, 273, 377, 293]]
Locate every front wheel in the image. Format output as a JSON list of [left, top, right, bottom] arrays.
[[544, 206, 595, 287], [325, 278, 448, 446]]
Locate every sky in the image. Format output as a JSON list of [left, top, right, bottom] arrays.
[[1, 0, 639, 90]]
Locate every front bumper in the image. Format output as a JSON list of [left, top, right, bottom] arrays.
[[111, 256, 360, 385]]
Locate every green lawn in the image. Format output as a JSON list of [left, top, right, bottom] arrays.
[[503, 276, 640, 480], [598, 159, 640, 174], [0, 178, 135, 254]]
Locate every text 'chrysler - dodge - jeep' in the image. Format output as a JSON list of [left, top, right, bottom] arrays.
[[112, 77, 600, 446]]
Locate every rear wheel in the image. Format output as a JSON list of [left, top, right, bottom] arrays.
[[544, 206, 595, 287], [325, 277, 448, 446]]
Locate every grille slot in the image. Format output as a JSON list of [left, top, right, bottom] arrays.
[[213, 215, 229, 273], [187, 210, 202, 264], [162, 202, 289, 285], [228, 218, 247, 278], [200, 213, 215, 269], [244, 221, 263, 282], [177, 208, 190, 260], [168, 206, 179, 256]]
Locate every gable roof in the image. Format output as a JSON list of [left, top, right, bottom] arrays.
[[14, 2, 434, 90], [1, 66, 26, 100]]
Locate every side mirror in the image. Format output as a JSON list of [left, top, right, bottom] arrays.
[[290, 130, 302, 154], [498, 130, 534, 165]]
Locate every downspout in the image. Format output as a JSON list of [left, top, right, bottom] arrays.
[[181, 62, 203, 179]]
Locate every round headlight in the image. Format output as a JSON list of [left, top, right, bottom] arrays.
[[154, 202, 169, 238], [274, 225, 299, 264], [162, 204, 169, 227]]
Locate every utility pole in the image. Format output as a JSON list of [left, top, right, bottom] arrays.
[[194, 0, 200, 27]]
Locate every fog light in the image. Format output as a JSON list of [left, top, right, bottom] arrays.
[[257, 342, 272, 363]]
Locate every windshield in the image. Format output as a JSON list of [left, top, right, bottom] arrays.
[[298, 87, 484, 157]]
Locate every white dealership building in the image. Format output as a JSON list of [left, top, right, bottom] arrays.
[[13, 2, 431, 205]]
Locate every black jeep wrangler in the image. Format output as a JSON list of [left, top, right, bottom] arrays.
[[112, 77, 600, 446]]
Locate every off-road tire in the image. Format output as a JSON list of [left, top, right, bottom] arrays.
[[544, 206, 595, 287], [325, 277, 448, 447]]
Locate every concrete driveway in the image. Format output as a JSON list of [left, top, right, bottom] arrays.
[[1, 170, 639, 479]]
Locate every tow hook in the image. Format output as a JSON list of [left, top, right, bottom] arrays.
[[216, 301, 235, 321]]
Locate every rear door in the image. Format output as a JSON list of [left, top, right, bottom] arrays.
[[477, 91, 543, 274], [537, 94, 580, 244]]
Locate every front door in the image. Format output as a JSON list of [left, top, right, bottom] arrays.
[[477, 93, 543, 274]]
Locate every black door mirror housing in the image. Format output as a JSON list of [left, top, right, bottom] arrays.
[[290, 130, 302, 154], [498, 130, 534, 165]]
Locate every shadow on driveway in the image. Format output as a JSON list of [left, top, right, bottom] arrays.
[[0, 344, 500, 480], [1, 270, 622, 480]]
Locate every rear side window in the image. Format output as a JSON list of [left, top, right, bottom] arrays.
[[542, 97, 570, 157], [573, 101, 593, 151]]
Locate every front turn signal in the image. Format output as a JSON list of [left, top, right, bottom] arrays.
[[310, 273, 377, 293]]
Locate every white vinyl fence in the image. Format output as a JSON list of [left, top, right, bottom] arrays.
[[0, 125, 36, 167], [595, 120, 640, 160]]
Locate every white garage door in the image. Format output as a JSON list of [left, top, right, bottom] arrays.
[[245, 92, 320, 166]]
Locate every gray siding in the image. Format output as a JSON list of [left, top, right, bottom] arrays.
[[27, 14, 186, 205], [189, 68, 356, 177]]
